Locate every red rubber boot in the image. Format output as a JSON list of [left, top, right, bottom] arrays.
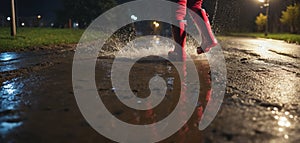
[[189, 9, 218, 54]]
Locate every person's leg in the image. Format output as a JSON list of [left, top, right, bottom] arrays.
[[170, 20, 187, 60], [188, 0, 218, 54], [169, 0, 187, 61]]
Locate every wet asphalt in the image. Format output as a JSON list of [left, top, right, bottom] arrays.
[[0, 36, 299, 143]]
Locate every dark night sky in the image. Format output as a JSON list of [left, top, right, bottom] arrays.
[[0, 0, 276, 17], [0, 0, 62, 20]]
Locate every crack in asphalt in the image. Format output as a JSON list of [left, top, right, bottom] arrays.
[[268, 49, 298, 59]]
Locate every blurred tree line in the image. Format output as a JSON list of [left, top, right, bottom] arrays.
[[55, 0, 240, 33], [256, 3, 300, 34], [55, 0, 298, 34], [257, 3, 300, 34], [56, 0, 117, 28], [56, 0, 136, 51], [255, 4, 300, 33], [280, 4, 300, 33], [255, 13, 267, 32], [209, 0, 298, 34]]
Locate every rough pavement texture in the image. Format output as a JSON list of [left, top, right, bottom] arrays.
[[0, 37, 299, 143]]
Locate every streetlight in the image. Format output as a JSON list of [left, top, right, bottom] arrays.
[[10, 0, 16, 37], [130, 15, 138, 21], [153, 21, 159, 28], [152, 21, 160, 35], [37, 15, 42, 27], [258, 0, 270, 36]]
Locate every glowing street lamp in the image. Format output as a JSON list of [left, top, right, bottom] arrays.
[[153, 21, 159, 28], [258, 0, 270, 36], [36, 15, 42, 27], [152, 21, 160, 35], [130, 15, 137, 21]]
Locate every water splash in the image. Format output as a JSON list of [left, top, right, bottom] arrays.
[[117, 35, 173, 58], [211, 0, 219, 29]]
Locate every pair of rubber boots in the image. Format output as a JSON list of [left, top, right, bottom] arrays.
[[168, 9, 218, 61]]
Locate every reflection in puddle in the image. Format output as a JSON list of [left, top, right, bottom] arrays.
[[0, 51, 51, 73], [0, 53, 20, 72], [3, 82, 18, 95], [1, 79, 23, 110], [0, 78, 25, 136], [255, 45, 269, 56], [277, 116, 291, 127], [0, 122, 23, 134], [0, 52, 18, 62], [166, 77, 174, 90], [95, 56, 210, 142], [268, 107, 297, 140]]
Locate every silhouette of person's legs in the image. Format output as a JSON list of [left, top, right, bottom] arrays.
[[188, 0, 217, 54], [169, 0, 217, 60]]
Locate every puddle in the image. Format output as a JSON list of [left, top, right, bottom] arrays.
[[0, 52, 18, 62], [0, 77, 37, 137], [0, 121, 23, 136], [0, 51, 52, 72], [1, 78, 23, 110]]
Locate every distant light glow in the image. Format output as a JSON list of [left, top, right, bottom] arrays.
[[278, 116, 291, 127], [7, 17, 11, 21], [284, 111, 289, 115], [21, 23, 25, 26], [153, 21, 159, 28], [258, 0, 265, 3], [37, 15, 41, 19], [130, 15, 138, 21], [284, 135, 289, 139]]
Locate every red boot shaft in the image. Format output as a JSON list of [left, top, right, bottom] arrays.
[[190, 8, 218, 54], [189, 8, 218, 54]]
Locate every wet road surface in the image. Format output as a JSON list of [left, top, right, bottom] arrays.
[[0, 36, 299, 142], [207, 37, 300, 143]]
